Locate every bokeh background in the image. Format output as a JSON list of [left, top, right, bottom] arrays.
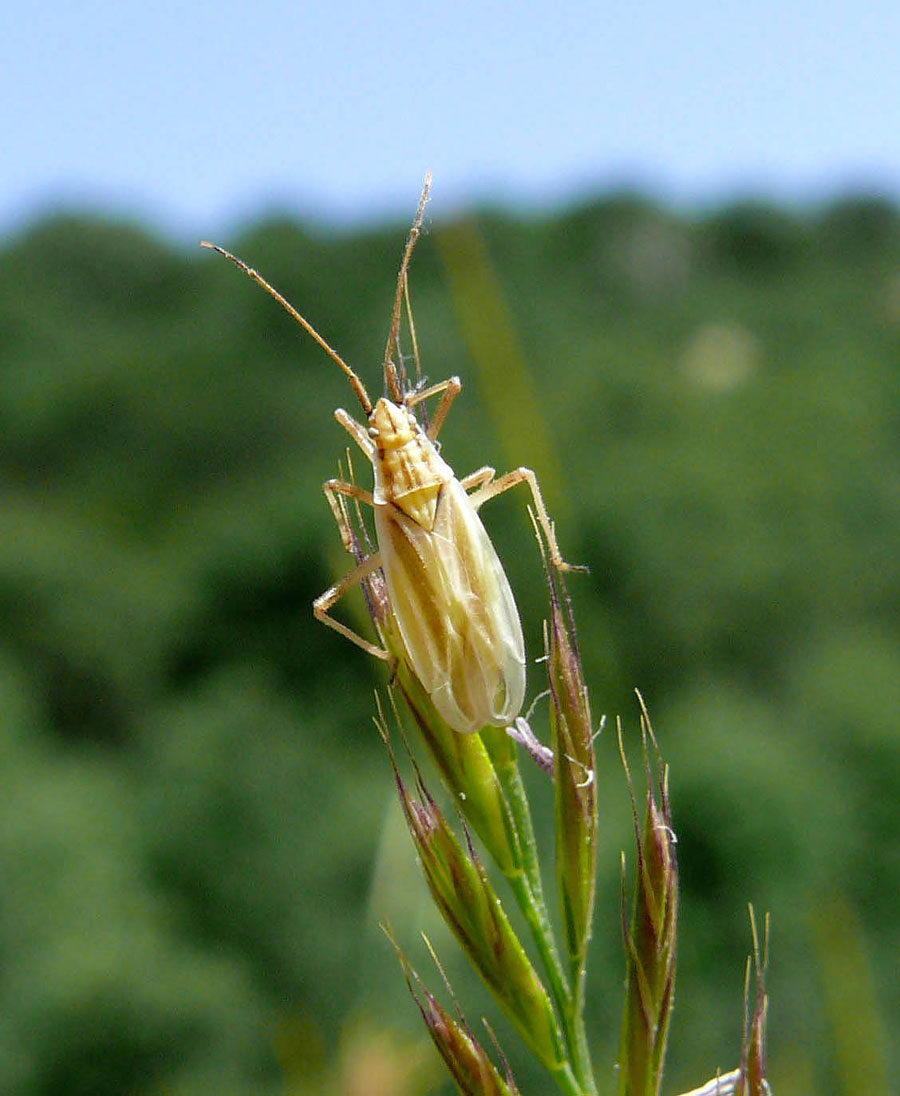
[[3, 3, 899, 1094]]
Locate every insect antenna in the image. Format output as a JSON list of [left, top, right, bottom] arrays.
[[200, 240, 373, 415], [383, 173, 431, 403], [404, 273, 424, 389]]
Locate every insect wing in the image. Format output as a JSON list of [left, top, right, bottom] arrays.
[[375, 476, 526, 734]]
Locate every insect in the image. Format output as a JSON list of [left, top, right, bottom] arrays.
[[202, 176, 575, 733]]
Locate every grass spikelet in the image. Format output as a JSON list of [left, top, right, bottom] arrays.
[[379, 718, 565, 1073], [386, 929, 521, 1096], [618, 702, 678, 1096]]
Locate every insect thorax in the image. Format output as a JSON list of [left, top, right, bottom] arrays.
[[370, 398, 453, 531]]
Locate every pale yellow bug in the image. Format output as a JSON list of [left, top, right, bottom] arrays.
[[202, 177, 574, 734]]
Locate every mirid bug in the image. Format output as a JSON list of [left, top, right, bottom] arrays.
[[202, 176, 575, 734]]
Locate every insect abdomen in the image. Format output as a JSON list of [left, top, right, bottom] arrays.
[[375, 476, 526, 734]]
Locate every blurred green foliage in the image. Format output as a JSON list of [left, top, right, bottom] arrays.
[[1, 192, 898, 1095]]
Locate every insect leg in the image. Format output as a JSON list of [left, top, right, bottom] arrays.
[[507, 716, 555, 777], [323, 478, 374, 553], [468, 466, 586, 573], [334, 408, 376, 459], [406, 376, 463, 441], [313, 552, 392, 661], [455, 465, 494, 493]]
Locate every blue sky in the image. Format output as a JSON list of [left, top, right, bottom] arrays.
[[4, 1, 899, 240]]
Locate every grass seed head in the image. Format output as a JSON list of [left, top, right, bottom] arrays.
[[618, 707, 679, 1096], [391, 764, 564, 1071], [546, 565, 599, 973], [389, 936, 520, 1096]]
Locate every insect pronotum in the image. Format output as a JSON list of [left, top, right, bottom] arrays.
[[202, 175, 575, 734]]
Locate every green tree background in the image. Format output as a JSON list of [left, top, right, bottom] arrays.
[[1, 194, 897, 1094]]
